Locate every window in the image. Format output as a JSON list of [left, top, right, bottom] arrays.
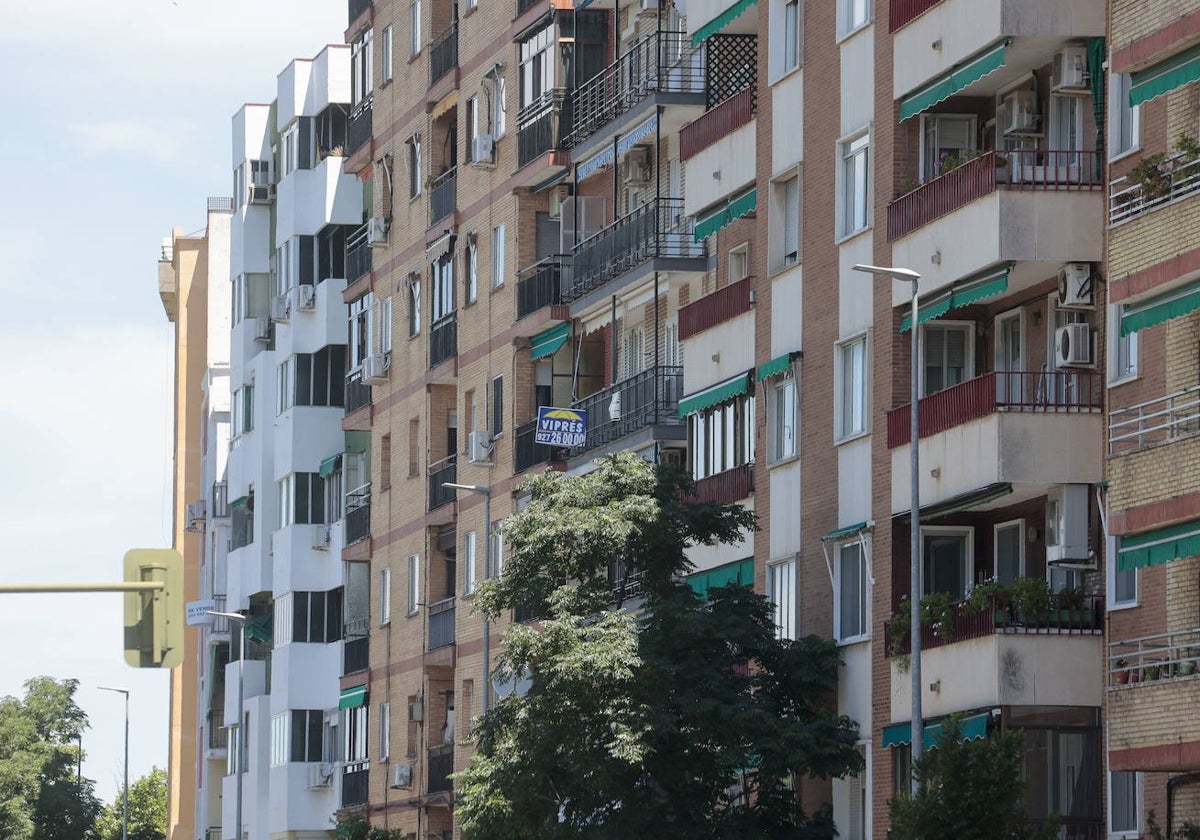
[[408, 417, 420, 477], [767, 557, 797, 640], [232, 385, 254, 437], [381, 26, 393, 83], [994, 520, 1024, 585], [408, 135, 422, 198], [278, 473, 326, 529], [1108, 535, 1138, 609], [409, 277, 422, 336], [283, 127, 298, 177], [460, 680, 474, 741], [410, 0, 422, 57], [352, 28, 374, 107], [729, 243, 749, 284], [492, 74, 507, 137], [491, 224, 506, 288], [1050, 94, 1084, 164], [893, 744, 911, 796], [491, 527, 505, 577], [783, 0, 801, 71], [841, 133, 869, 235], [290, 710, 324, 763], [271, 712, 289, 766], [921, 114, 975, 181], [1109, 74, 1140, 158], [231, 490, 254, 550], [922, 323, 972, 396], [380, 296, 393, 354], [464, 531, 477, 594], [921, 527, 972, 599], [276, 346, 349, 411], [290, 590, 343, 644], [226, 724, 243, 775], [349, 292, 374, 369], [465, 96, 479, 162], [687, 393, 756, 480], [622, 325, 646, 379], [1109, 771, 1140, 837], [379, 703, 391, 762], [380, 567, 392, 625], [325, 461, 344, 523], [837, 336, 867, 439], [407, 554, 421, 614], [1110, 304, 1138, 382], [781, 175, 800, 266], [343, 704, 368, 764], [492, 376, 504, 435], [836, 541, 868, 642], [520, 25, 555, 109], [772, 375, 797, 461], [841, 0, 869, 33], [432, 255, 454, 322], [465, 236, 478, 303]]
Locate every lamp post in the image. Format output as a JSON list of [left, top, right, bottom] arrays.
[[209, 610, 247, 840], [97, 686, 129, 840], [852, 263, 923, 795], [443, 482, 492, 711]]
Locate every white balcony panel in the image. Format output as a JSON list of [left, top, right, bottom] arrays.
[[223, 659, 269, 727], [840, 25, 874, 134], [840, 643, 873, 730], [276, 59, 314, 132], [892, 0, 1105, 101], [771, 71, 803, 170], [232, 104, 272, 167], [280, 277, 350, 356], [305, 45, 351, 118], [274, 405, 347, 480], [890, 190, 1102, 307], [771, 265, 803, 357], [683, 121, 756, 218], [890, 411, 1103, 515], [839, 436, 872, 525], [890, 632, 1103, 721], [269, 643, 339, 713], [231, 204, 271, 277], [275, 157, 365, 243], [681, 309, 755, 395], [269, 763, 337, 835], [768, 462, 801, 558], [272, 525, 344, 595]]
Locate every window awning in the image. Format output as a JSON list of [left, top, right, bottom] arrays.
[[893, 482, 1013, 521], [691, 0, 757, 47], [430, 89, 459, 121], [899, 266, 1010, 332], [230, 495, 249, 510], [531, 322, 570, 360], [881, 712, 990, 749], [319, 454, 342, 478], [339, 684, 368, 710], [1130, 43, 1200, 107], [756, 350, 801, 381], [677, 370, 753, 418], [899, 39, 1010, 122], [577, 146, 615, 180], [1118, 518, 1200, 571], [1120, 278, 1200, 337], [693, 188, 758, 242], [822, 521, 870, 542], [688, 557, 754, 598], [617, 115, 657, 156]]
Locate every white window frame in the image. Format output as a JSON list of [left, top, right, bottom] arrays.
[[783, 0, 801, 72], [491, 528, 505, 577], [771, 374, 798, 463], [840, 132, 870, 237], [767, 556, 798, 640], [919, 113, 977, 181], [835, 539, 870, 644], [993, 519, 1025, 585], [492, 74, 507, 138], [270, 712, 290, 767], [380, 567, 391, 625], [728, 242, 749, 284], [770, 171, 801, 272], [464, 531, 478, 595], [1107, 534, 1139, 610], [382, 26, 393, 83], [1108, 770, 1141, 838], [1108, 73, 1141, 161], [920, 526, 974, 600], [407, 553, 421, 615], [465, 236, 479, 303], [466, 96, 479, 163], [380, 296, 393, 354], [491, 224, 506, 288], [408, 135, 422, 198], [378, 703, 391, 762], [835, 333, 869, 441], [283, 125, 298, 176], [1108, 304, 1138, 385], [840, 0, 870, 36], [920, 321, 975, 397], [410, 0, 422, 57], [1049, 93, 1085, 164]]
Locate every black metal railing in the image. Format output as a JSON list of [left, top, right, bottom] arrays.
[[428, 456, 457, 511], [428, 597, 456, 649], [514, 419, 563, 473], [567, 31, 704, 148], [429, 313, 457, 368], [571, 365, 683, 453], [517, 255, 565, 318], [566, 198, 701, 303], [347, 99, 373, 156], [208, 714, 228, 749], [346, 486, 371, 545], [428, 167, 457, 225], [430, 25, 458, 86], [348, 0, 371, 23], [342, 637, 368, 674], [518, 90, 571, 168], [346, 223, 372, 284], [341, 764, 369, 807], [428, 745, 454, 793], [345, 370, 372, 414]]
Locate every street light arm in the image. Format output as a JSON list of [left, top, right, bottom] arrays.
[[851, 263, 922, 283]]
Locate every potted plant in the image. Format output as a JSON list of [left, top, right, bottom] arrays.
[[920, 592, 957, 642], [887, 596, 911, 659], [1178, 648, 1197, 677], [1144, 662, 1162, 681], [1113, 658, 1130, 685], [1011, 577, 1051, 625], [966, 578, 1013, 625]]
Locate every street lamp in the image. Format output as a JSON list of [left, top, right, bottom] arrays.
[[852, 263, 923, 794], [209, 610, 247, 840], [97, 686, 129, 840], [443, 482, 492, 712]]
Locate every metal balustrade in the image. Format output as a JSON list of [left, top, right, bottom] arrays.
[[1110, 152, 1200, 224], [516, 255, 565, 318], [429, 313, 457, 368], [347, 100, 373, 156], [428, 456, 457, 511], [345, 370, 372, 415], [428, 597, 456, 649], [889, 0, 943, 31], [341, 764, 369, 807], [1108, 626, 1200, 685], [514, 419, 564, 473], [1109, 384, 1200, 455], [345, 484, 371, 545], [346, 223, 372, 284], [428, 167, 457, 225], [428, 745, 454, 793], [430, 25, 458, 86], [518, 90, 570, 168], [571, 366, 683, 453], [348, 0, 371, 23]]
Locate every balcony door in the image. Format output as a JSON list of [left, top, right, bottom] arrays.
[[921, 527, 973, 600], [995, 309, 1024, 404], [921, 322, 973, 397], [994, 520, 1025, 585], [1045, 296, 1087, 407]]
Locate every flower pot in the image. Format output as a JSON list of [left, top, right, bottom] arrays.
[[1178, 661, 1196, 677], [1113, 669, 1130, 685]]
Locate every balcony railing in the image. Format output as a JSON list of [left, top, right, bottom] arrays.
[[567, 31, 704, 148], [341, 764, 369, 807], [1109, 384, 1200, 455], [428, 744, 454, 793], [678, 276, 752, 339], [690, 462, 754, 505], [206, 828, 223, 840], [886, 371, 1103, 449], [1108, 626, 1200, 686], [890, 0, 942, 31], [208, 712, 228, 749], [348, 0, 371, 23], [1110, 151, 1200, 225], [346, 223, 372, 284], [566, 198, 702, 303], [347, 99, 373, 156], [679, 85, 755, 161], [428, 455, 457, 511], [342, 637, 369, 675], [571, 365, 683, 453], [430, 25, 459, 87], [345, 370, 372, 415], [514, 419, 564, 473], [429, 313, 457, 368], [209, 595, 229, 634], [346, 484, 371, 545], [886, 592, 1104, 656], [429, 167, 457, 225], [888, 150, 1102, 241], [517, 255, 565, 319], [518, 90, 571, 168], [428, 597, 456, 649]]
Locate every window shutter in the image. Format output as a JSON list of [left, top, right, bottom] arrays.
[[937, 115, 974, 152], [783, 177, 800, 261], [847, 754, 865, 840]]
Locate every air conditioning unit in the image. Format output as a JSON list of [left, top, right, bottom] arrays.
[[1046, 484, 1091, 564], [391, 762, 414, 789], [367, 216, 390, 247], [270, 294, 290, 322], [1051, 46, 1089, 93], [472, 134, 495, 164], [625, 147, 651, 185], [362, 352, 391, 385], [296, 285, 317, 311], [1055, 322, 1095, 367], [408, 700, 424, 723], [249, 184, 273, 204], [307, 762, 334, 789], [1057, 263, 1094, 308], [253, 317, 272, 344], [468, 430, 494, 464], [548, 184, 569, 220], [311, 524, 331, 550], [1001, 90, 1040, 135]]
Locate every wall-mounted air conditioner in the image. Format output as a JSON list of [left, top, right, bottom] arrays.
[[363, 352, 391, 385], [1001, 91, 1040, 135], [270, 294, 290, 322], [468, 430, 494, 464], [391, 762, 414, 789], [1051, 46, 1089, 93], [1055, 323, 1094, 367], [311, 524, 331, 550], [408, 700, 424, 722], [297, 285, 317, 311], [548, 184, 570, 220], [367, 216, 390, 247], [1057, 263, 1094, 308], [249, 184, 273, 204], [1046, 484, 1090, 564], [253, 317, 272, 344], [472, 134, 495, 165], [625, 147, 651, 185], [307, 763, 334, 789]]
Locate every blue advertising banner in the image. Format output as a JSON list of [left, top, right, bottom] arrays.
[[534, 406, 587, 447]]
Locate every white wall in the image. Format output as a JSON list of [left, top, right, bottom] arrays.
[[771, 266, 803, 356], [681, 310, 755, 394], [683, 121, 757, 217]]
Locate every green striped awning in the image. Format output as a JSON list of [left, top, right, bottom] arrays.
[[1120, 278, 1200, 337], [899, 267, 1010, 332], [230, 495, 249, 510], [1118, 518, 1200, 572], [688, 557, 754, 598], [1130, 43, 1200, 108], [881, 712, 989, 749], [339, 684, 368, 710], [894, 482, 1013, 521], [319, 454, 342, 478], [823, 521, 869, 542], [677, 371, 753, 418], [531, 322, 570, 360], [899, 40, 1009, 122], [691, 0, 757, 46], [756, 350, 800, 381], [693, 189, 758, 242]]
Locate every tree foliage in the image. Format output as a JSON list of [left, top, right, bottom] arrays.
[[0, 677, 101, 840], [95, 766, 167, 840], [888, 716, 1059, 840], [457, 453, 864, 840]]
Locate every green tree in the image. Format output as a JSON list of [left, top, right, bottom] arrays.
[[0, 677, 101, 840], [95, 766, 167, 840], [888, 716, 1059, 840], [457, 453, 864, 840]]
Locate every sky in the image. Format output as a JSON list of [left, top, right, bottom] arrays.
[[0, 0, 347, 805]]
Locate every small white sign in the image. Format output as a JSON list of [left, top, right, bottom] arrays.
[[186, 599, 217, 627]]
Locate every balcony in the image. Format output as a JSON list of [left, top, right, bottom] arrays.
[[1108, 627, 1200, 771], [1109, 152, 1200, 282], [889, 0, 941, 31], [518, 90, 571, 170], [345, 370, 372, 415], [571, 365, 683, 455], [345, 484, 371, 545], [566, 31, 704, 150], [678, 276, 751, 340], [679, 85, 754, 161], [516, 255, 564, 319], [343, 618, 370, 674], [429, 313, 457, 369], [347, 100, 372, 157], [428, 456, 457, 511], [514, 419, 564, 473], [346, 223, 372, 284], [1109, 384, 1200, 456], [690, 462, 754, 505], [348, 0, 371, 24], [428, 597, 455, 650], [430, 25, 458, 88], [565, 198, 704, 306], [428, 167, 457, 226], [341, 763, 369, 808], [212, 481, 229, 519], [427, 744, 454, 793]]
